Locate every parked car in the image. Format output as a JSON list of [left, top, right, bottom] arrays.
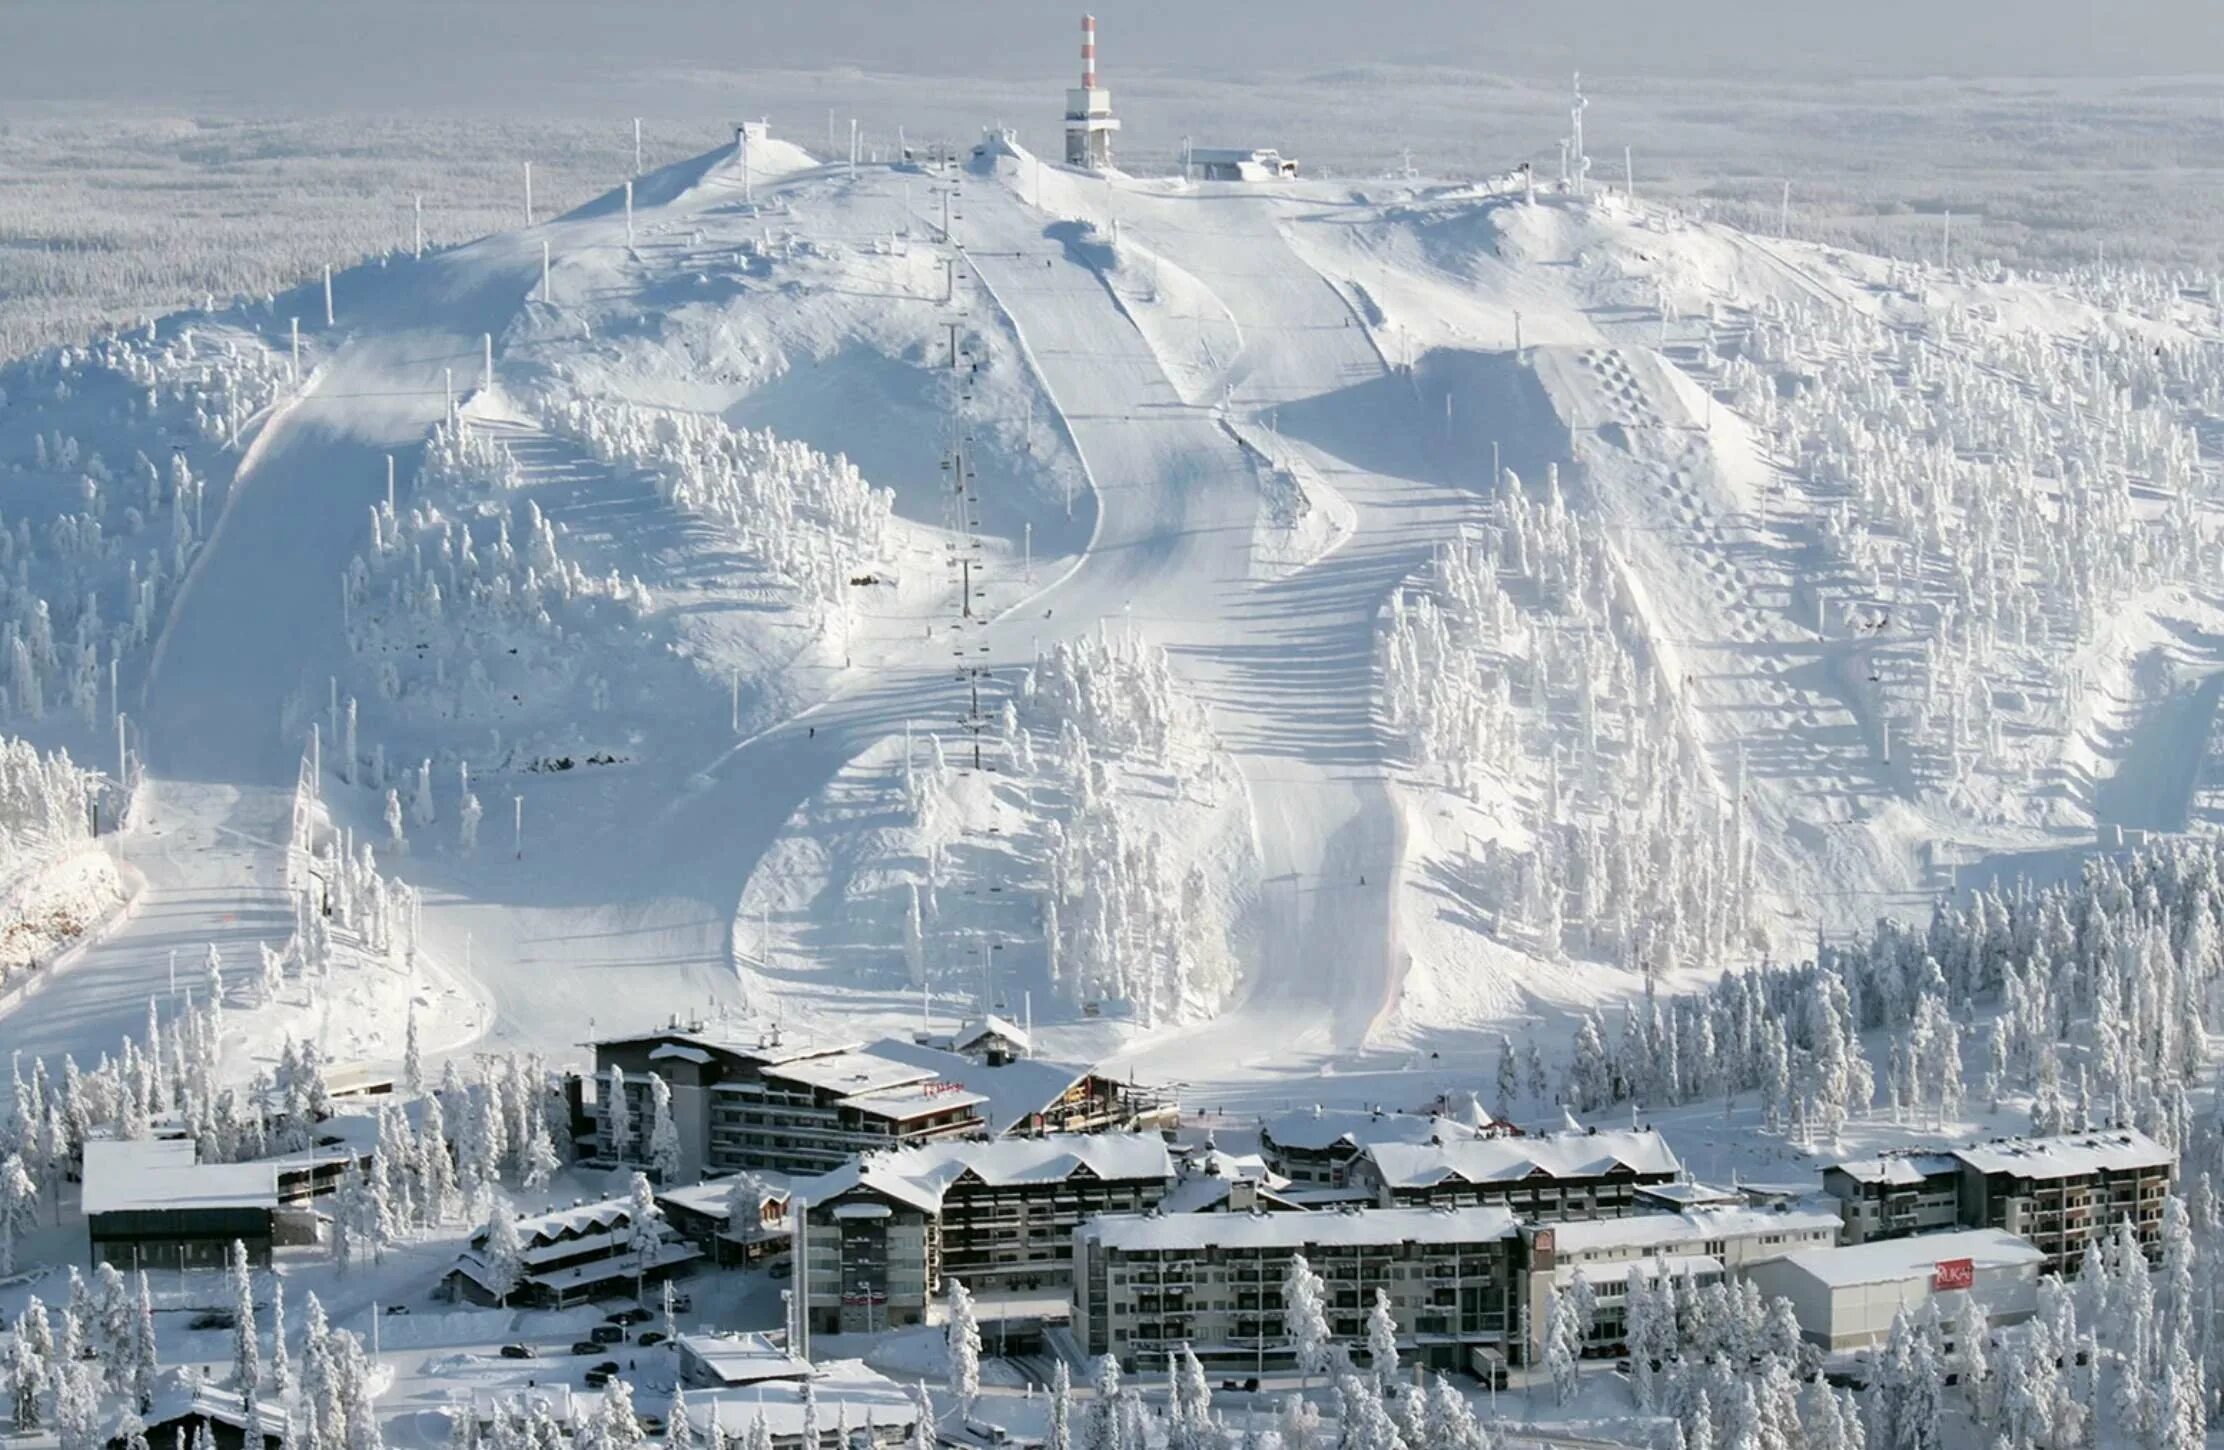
[[767, 1260, 793, 1280], [571, 1342, 605, 1356], [669, 1294, 692, 1313], [637, 1332, 668, 1348], [499, 1346, 535, 1361], [189, 1312, 235, 1331], [384, 1304, 411, 1316], [584, 1370, 614, 1389], [606, 1308, 654, 1326], [639, 1418, 667, 1436], [590, 1325, 625, 1345]]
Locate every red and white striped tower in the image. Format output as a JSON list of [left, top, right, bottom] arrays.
[[1064, 12, 1119, 169]]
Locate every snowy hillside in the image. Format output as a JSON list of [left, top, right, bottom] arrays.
[[0, 124, 2219, 1104]]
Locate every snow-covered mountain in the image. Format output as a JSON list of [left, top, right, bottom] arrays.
[[0, 125, 2219, 1101]]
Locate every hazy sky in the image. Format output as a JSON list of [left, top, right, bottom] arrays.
[[3, 0, 2218, 115]]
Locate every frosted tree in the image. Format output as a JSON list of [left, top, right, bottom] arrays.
[[595, 1377, 645, 1450], [904, 884, 926, 988], [130, 1272, 157, 1411], [384, 789, 406, 853], [0, 1153, 34, 1274], [668, 1386, 694, 1450], [1282, 1253, 1331, 1389], [411, 760, 435, 828], [270, 1278, 290, 1398], [1952, 1296, 1988, 1424], [605, 1065, 632, 1161], [625, 1172, 662, 1298], [403, 1008, 423, 1098], [1047, 1360, 1072, 1450], [1087, 1357, 1124, 1450], [945, 1277, 982, 1415], [230, 1240, 260, 1406], [1365, 1288, 1399, 1388], [52, 1359, 99, 1450], [459, 792, 482, 852], [647, 1073, 681, 1181], [479, 1206, 524, 1306], [1545, 1287, 1581, 1403]]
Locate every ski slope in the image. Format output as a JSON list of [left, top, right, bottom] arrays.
[[1, 129, 2220, 1106]]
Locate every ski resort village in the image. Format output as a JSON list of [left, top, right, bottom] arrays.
[[2, 13, 2224, 1450]]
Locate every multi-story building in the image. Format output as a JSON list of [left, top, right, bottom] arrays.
[[1348, 1128, 1683, 1220], [83, 1138, 281, 1272], [1515, 1201, 1845, 1358], [591, 1020, 1174, 1179], [444, 1196, 700, 1307], [1258, 1109, 1498, 1189], [1072, 1205, 1522, 1373], [1953, 1129, 2172, 1275], [1822, 1128, 2173, 1277], [795, 1134, 1176, 1334], [1822, 1154, 1962, 1244], [657, 1173, 793, 1265]]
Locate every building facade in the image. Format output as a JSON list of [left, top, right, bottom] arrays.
[[1744, 1229, 2046, 1351], [1515, 1202, 1845, 1359], [1257, 1110, 1494, 1189], [592, 1021, 1172, 1180], [445, 1197, 701, 1307], [1822, 1129, 2173, 1277], [797, 1134, 1175, 1334], [1072, 1206, 1521, 1373], [83, 1138, 279, 1272]]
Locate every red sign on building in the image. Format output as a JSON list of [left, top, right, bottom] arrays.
[[1932, 1258, 1975, 1291]]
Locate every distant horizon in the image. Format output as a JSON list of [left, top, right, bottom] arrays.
[[3, 0, 2220, 121]]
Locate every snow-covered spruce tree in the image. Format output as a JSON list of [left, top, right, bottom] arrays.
[[229, 1239, 259, 1406], [625, 1172, 662, 1299], [479, 1204, 524, 1307], [1046, 1360, 1072, 1450], [605, 1064, 632, 1162], [944, 1277, 982, 1416], [646, 1073, 680, 1181], [1281, 1253, 1330, 1390]]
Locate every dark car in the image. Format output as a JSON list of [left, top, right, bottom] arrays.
[[639, 1418, 666, 1437], [606, 1308, 654, 1326], [591, 1325, 625, 1345], [670, 1294, 692, 1313], [384, 1305, 411, 1316], [584, 1370, 614, 1389], [499, 1346, 535, 1361], [189, 1312, 235, 1331], [571, 1342, 605, 1356], [637, 1332, 668, 1348]]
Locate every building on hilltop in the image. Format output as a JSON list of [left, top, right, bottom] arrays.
[[1513, 1200, 1844, 1359], [1073, 1204, 1522, 1373], [1821, 1127, 2172, 1276], [444, 1195, 701, 1307], [83, 1137, 282, 1272], [591, 1018, 1173, 1179], [1184, 147, 1299, 182], [1347, 1126, 1683, 1219], [794, 1132, 1176, 1334], [1062, 14, 1118, 170]]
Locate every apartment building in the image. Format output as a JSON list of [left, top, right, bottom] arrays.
[[591, 1019, 1175, 1178], [1348, 1127, 1683, 1220], [1822, 1128, 2173, 1277], [1073, 1205, 1521, 1373], [795, 1134, 1176, 1334], [1515, 1201, 1845, 1358]]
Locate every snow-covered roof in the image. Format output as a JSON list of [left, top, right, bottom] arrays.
[[1827, 1154, 1960, 1186], [796, 1133, 1175, 1215], [474, 1385, 598, 1428], [1545, 1203, 1845, 1257], [867, 1037, 1097, 1136], [1768, 1230, 2044, 1289], [81, 1137, 279, 1216], [1359, 1127, 1682, 1188], [954, 1015, 1031, 1052], [449, 1237, 700, 1295], [1952, 1129, 2172, 1179], [658, 1173, 792, 1222], [676, 1331, 813, 1385], [485, 1195, 641, 1248], [1080, 1205, 1519, 1254], [651, 1043, 716, 1066], [112, 1369, 288, 1440], [683, 1361, 918, 1442], [761, 1048, 938, 1098], [1260, 1108, 1486, 1154], [600, 1020, 856, 1069]]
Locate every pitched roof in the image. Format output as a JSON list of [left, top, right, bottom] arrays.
[[1545, 1203, 1845, 1257], [1360, 1128, 1682, 1188], [1260, 1109, 1487, 1154], [1827, 1154, 1961, 1186], [794, 1133, 1175, 1214]]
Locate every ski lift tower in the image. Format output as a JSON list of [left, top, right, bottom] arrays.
[[1063, 14, 1118, 170]]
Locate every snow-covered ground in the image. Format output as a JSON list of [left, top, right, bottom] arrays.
[[0, 124, 2216, 1121]]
